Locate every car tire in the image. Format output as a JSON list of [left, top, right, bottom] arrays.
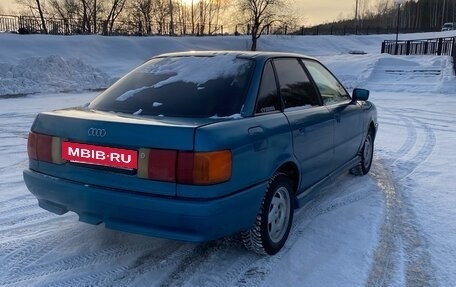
[[350, 129, 374, 176], [241, 173, 294, 255]]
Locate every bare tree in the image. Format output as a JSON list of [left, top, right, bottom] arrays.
[[128, 0, 153, 34], [238, 0, 287, 51], [48, 0, 79, 19], [153, 0, 169, 34], [36, 0, 47, 33], [16, 0, 48, 33], [80, 0, 90, 32], [103, 0, 127, 34]]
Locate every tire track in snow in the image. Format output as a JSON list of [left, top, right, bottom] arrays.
[[0, 203, 42, 220], [0, 214, 71, 237], [0, 199, 63, 232], [0, 225, 79, 273], [378, 107, 436, 177], [38, 242, 190, 287], [0, 211, 55, 230], [367, 159, 436, 287], [158, 238, 262, 287], [159, 240, 237, 287], [367, 109, 437, 287], [379, 108, 417, 160], [1, 241, 173, 286], [0, 194, 35, 209], [0, 159, 28, 173]]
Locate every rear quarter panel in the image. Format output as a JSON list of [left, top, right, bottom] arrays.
[[177, 113, 296, 198]]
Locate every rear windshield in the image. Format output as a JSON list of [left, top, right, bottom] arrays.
[[89, 55, 254, 118]]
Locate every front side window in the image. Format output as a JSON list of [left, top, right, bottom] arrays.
[[89, 55, 254, 118], [273, 58, 320, 110], [303, 60, 350, 105]]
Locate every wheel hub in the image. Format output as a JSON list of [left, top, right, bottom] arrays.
[[268, 187, 290, 243]]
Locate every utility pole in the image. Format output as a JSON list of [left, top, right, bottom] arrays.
[[442, 0, 446, 26], [394, 0, 405, 55], [355, 0, 359, 35]]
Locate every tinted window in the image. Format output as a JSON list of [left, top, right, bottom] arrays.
[[303, 60, 350, 105], [256, 61, 279, 114], [89, 55, 254, 118], [273, 58, 320, 109]]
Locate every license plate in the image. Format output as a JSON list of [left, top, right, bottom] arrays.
[[62, 141, 138, 169]]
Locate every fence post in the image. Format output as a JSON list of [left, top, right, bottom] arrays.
[[381, 41, 385, 53], [406, 41, 410, 55], [453, 37, 456, 74], [437, 38, 443, 55]]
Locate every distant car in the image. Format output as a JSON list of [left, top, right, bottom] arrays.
[[24, 51, 377, 255], [441, 22, 456, 31]]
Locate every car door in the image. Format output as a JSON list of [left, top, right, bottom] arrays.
[[273, 58, 334, 190], [248, 60, 294, 186], [302, 59, 364, 171]]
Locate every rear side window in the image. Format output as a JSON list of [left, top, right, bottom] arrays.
[[256, 61, 279, 114], [89, 55, 254, 118], [303, 60, 350, 105], [273, 58, 320, 110]]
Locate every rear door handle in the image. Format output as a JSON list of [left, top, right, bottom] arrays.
[[248, 126, 264, 135], [248, 126, 267, 151]]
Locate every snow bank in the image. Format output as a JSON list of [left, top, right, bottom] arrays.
[[0, 31, 455, 96], [0, 55, 111, 96]]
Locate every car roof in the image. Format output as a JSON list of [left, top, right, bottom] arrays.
[[153, 50, 317, 62]]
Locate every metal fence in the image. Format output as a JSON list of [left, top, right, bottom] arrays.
[[381, 37, 456, 72], [0, 14, 228, 36], [295, 25, 427, 36], [0, 14, 429, 37]]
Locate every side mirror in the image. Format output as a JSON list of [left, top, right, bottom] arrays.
[[352, 88, 370, 102]]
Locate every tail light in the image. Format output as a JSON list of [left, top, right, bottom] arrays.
[[138, 149, 231, 185], [138, 149, 177, 182], [27, 132, 64, 164], [178, 151, 232, 185]]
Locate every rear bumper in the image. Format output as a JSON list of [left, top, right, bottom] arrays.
[[23, 169, 266, 242]]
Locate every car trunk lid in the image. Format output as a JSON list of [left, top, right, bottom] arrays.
[[29, 108, 220, 196]]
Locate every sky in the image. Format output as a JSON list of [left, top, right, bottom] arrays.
[[296, 1, 355, 25], [0, 0, 356, 26]]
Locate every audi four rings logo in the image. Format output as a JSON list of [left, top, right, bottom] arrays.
[[88, 128, 107, 137]]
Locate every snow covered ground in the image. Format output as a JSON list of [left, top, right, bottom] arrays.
[[0, 31, 455, 286]]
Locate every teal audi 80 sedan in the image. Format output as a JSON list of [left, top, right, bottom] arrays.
[[24, 51, 377, 255]]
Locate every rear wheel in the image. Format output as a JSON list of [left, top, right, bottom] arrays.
[[242, 173, 294, 255], [351, 130, 374, 176]]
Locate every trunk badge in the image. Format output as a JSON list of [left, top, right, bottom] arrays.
[[88, 128, 107, 137]]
